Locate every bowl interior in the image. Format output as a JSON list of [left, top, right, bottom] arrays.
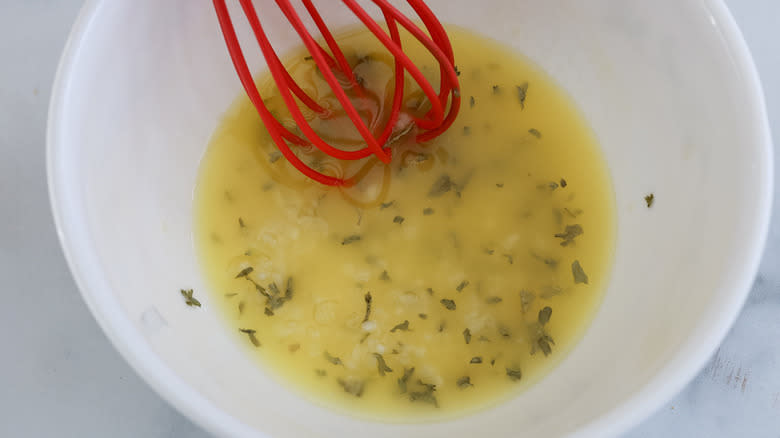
[[48, 0, 772, 437]]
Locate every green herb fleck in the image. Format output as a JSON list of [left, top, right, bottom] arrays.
[[238, 217, 246, 228], [423, 207, 434, 215], [540, 285, 564, 299], [440, 299, 456, 310], [520, 290, 535, 313], [409, 391, 438, 407], [484, 248, 495, 255], [324, 351, 343, 366], [554, 224, 583, 246], [428, 174, 453, 197], [426, 287, 434, 296], [470, 357, 483, 364], [463, 328, 472, 344], [180, 289, 201, 307], [268, 151, 282, 163], [224, 292, 238, 298], [438, 321, 446, 332], [284, 277, 293, 301], [342, 234, 361, 245], [564, 207, 582, 218], [304, 55, 313, 61], [315, 369, 327, 377], [393, 215, 405, 225], [503, 254, 514, 264], [645, 193, 655, 208], [538, 306, 552, 325], [390, 320, 410, 333], [533, 252, 559, 269], [235, 267, 254, 279], [374, 353, 393, 376], [457, 376, 473, 389], [238, 328, 260, 347], [492, 85, 501, 94], [463, 126, 471, 136], [454, 65, 461, 76], [379, 270, 391, 281], [469, 96, 476, 108], [238, 301, 245, 314], [572, 260, 589, 284], [363, 292, 372, 323], [418, 313, 428, 320], [499, 325, 511, 338], [398, 367, 415, 393], [410, 381, 438, 407], [337, 378, 365, 397], [380, 201, 395, 209], [485, 296, 503, 304], [516, 82, 529, 109], [528, 128, 542, 139], [560, 178, 567, 188], [456, 280, 470, 292], [506, 367, 522, 381], [538, 335, 555, 356], [264, 307, 274, 316]]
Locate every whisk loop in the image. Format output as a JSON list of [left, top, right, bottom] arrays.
[[213, 0, 460, 186]]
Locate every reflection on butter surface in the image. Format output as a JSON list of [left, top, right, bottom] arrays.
[[195, 27, 615, 420]]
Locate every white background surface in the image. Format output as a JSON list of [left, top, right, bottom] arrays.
[[0, 1, 777, 437]]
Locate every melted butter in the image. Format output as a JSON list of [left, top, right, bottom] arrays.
[[195, 26, 615, 420]]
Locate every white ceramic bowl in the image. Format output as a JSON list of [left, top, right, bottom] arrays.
[[47, 1, 773, 437]]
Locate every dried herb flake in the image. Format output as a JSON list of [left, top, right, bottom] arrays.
[[363, 292, 372, 323], [238, 328, 260, 347], [398, 367, 415, 393], [337, 378, 365, 397], [235, 267, 254, 279], [342, 235, 361, 245], [572, 260, 589, 284], [374, 353, 393, 376], [390, 320, 410, 333], [554, 224, 583, 246], [457, 376, 473, 389], [463, 328, 472, 344], [324, 351, 343, 366], [517, 82, 529, 109], [428, 174, 453, 197], [440, 299, 456, 310], [506, 367, 522, 381], [538, 306, 552, 325], [180, 289, 201, 307]]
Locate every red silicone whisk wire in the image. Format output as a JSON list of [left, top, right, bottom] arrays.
[[212, 0, 460, 186]]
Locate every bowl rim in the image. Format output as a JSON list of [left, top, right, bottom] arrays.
[[46, 1, 774, 437]]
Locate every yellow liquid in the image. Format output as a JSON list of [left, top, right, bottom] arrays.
[[195, 27, 615, 420]]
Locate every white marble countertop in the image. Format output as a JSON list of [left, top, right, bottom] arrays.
[[0, 1, 777, 436]]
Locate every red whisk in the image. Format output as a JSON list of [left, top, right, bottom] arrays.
[[213, 0, 460, 186]]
